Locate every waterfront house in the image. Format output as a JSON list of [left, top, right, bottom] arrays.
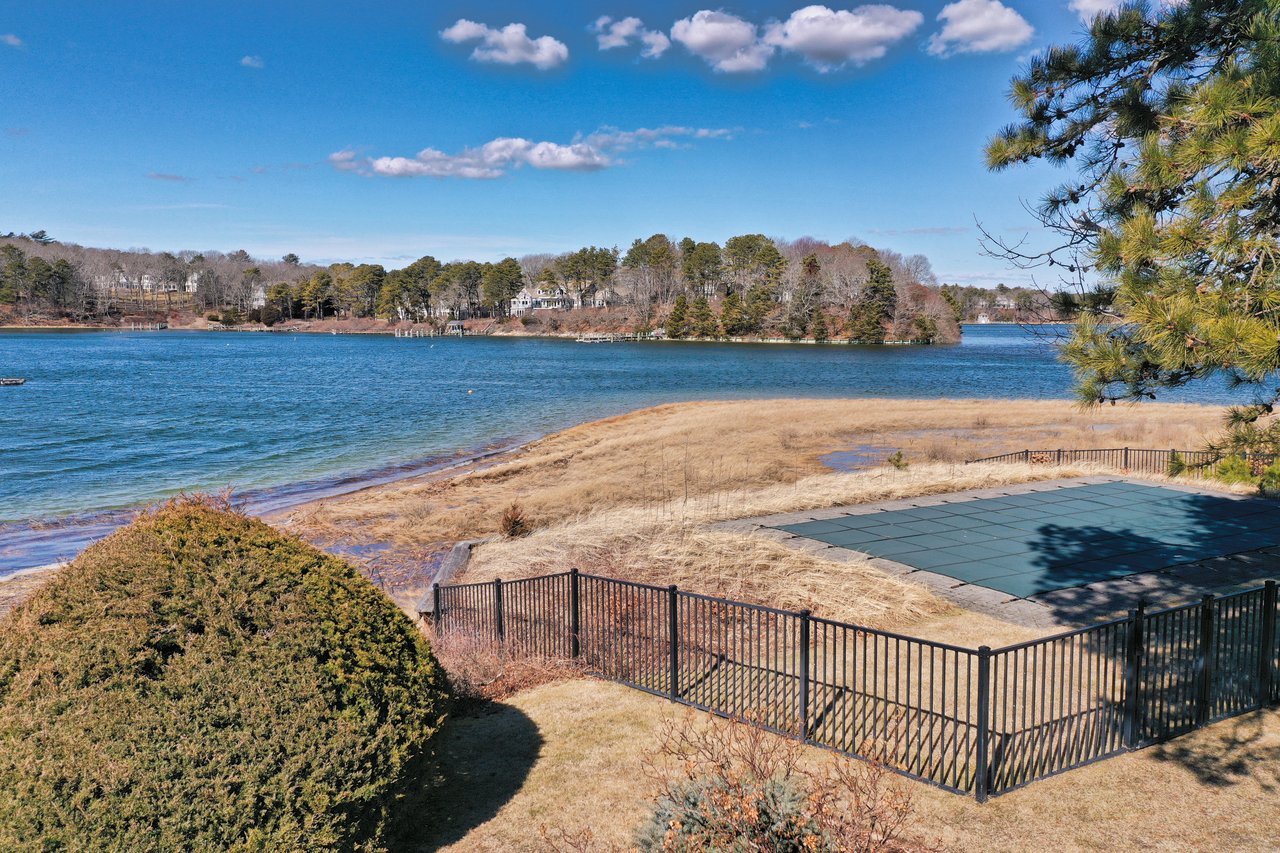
[[510, 285, 571, 316]]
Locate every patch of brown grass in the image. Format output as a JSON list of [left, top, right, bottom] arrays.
[[405, 678, 1280, 853], [463, 462, 1093, 628], [283, 398, 1224, 557]]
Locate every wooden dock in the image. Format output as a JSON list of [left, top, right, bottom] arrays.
[[576, 332, 647, 343]]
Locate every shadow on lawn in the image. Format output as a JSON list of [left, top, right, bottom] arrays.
[[1151, 711, 1280, 791], [391, 701, 544, 851]]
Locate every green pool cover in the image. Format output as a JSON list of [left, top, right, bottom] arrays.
[[775, 481, 1280, 599]]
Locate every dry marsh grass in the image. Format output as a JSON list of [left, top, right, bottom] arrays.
[[284, 398, 1223, 553], [464, 461, 1113, 629]]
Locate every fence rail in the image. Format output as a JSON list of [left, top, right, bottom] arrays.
[[431, 571, 1280, 801], [965, 446, 1276, 476]]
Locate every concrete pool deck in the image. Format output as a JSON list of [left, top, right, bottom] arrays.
[[720, 476, 1280, 630]]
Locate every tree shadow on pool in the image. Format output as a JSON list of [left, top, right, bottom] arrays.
[[1020, 490, 1280, 625], [389, 700, 544, 851]]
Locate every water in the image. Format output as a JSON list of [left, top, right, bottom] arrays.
[[0, 325, 1235, 573]]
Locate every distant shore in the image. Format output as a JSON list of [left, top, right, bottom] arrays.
[[1, 318, 958, 345]]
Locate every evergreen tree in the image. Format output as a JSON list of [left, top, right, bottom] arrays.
[[913, 316, 938, 344], [720, 291, 749, 336], [744, 283, 772, 333], [986, 0, 1280, 446], [689, 295, 718, 337], [664, 293, 690, 339], [482, 257, 524, 316], [847, 259, 895, 343], [681, 241, 723, 297], [811, 307, 829, 343]]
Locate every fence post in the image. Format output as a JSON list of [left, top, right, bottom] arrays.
[[432, 582, 442, 632], [1123, 447, 1131, 469], [798, 610, 811, 742], [494, 578, 505, 645], [974, 645, 992, 803], [1260, 581, 1277, 707], [569, 568, 581, 660], [1023, 449, 1030, 464], [668, 585, 680, 701], [1123, 602, 1146, 749], [1056, 448, 1063, 465], [1197, 594, 1216, 726]]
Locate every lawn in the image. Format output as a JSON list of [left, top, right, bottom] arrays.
[[407, 678, 1280, 852]]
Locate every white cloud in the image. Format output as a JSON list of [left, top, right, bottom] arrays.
[[1068, 0, 1122, 19], [240, 55, 264, 69], [440, 19, 569, 70], [1, 33, 22, 48], [763, 4, 924, 71], [926, 0, 1034, 57], [1068, 0, 1184, 23], [640, 30, 673, 59], [328, 150, 362, 172], [592, 15, 671, 58], [671, 10, 775, 73], [594, 15, 643, 49], [334, 126, 733, 180]]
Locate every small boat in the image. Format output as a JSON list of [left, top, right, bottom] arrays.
[[0, 378, 25, 386]]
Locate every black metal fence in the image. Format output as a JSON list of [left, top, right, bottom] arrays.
[[431, 572, 1280, 801], [965, 446, 1276, 476]]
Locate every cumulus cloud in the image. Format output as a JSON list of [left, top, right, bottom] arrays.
[[1, 33, 22, 48], [333, 126, 733, 180], [671, 10, 775, 73], [926, 0, 1034, 57], [763, 4, 924, 71], [240, 55, 265, 69], [440, 19, 569, 70], [592, 15, 671, 58]]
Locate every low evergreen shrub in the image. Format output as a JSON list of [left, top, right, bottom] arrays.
[[0, 497, 448, 852], [1258, 460, 1280, 497], [1215, 455, 1255, 485]]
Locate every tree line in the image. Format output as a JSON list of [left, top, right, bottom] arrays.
[[0, 230, 959, 342]]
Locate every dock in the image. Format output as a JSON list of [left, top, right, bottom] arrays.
[[576, 332, 647, 343], [394, 327, 438, 338]]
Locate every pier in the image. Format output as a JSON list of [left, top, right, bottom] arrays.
[[575, 332, 648, 343]]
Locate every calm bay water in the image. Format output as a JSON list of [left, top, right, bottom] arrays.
[[0, 325, 1234, 573]]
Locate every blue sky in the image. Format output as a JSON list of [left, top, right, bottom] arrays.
[[0, 1, 1117, 285]]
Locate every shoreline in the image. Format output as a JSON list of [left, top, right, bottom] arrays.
[[0, 320, 1004, 345], [0, 434, 541, 579], [1, 397, 1229, 616]]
